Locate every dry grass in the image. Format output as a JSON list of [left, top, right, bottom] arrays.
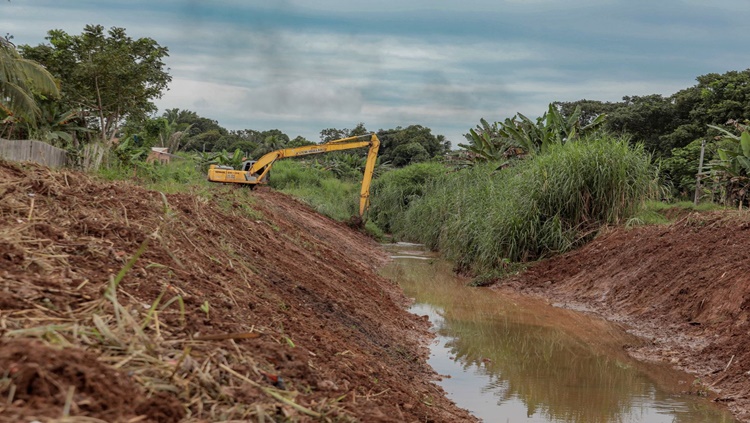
[[0, 162, 352, 422]]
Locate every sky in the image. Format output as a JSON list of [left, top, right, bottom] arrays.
[[2, 0, 749, 145]]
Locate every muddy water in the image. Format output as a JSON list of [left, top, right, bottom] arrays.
[[380, 243, 738, 423]]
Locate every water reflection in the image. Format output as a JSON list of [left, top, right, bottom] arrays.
[[380, 244, 737, 423]]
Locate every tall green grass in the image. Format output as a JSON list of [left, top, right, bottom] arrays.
[[269, 160, 362, 219], [368, 162, 446, 233], [97, 156, 208, 193], [270, 160, 385, 237], [373, 136, 659, 273], [268, 160, 329, 190]]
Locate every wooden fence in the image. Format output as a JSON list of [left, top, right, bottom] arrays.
[[0, 138, 67, 168]]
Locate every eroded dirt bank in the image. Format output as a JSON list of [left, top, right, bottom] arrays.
[[499, 212, 750, 422], [0, 161, 475, 422]]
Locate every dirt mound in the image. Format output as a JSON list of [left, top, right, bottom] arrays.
[[500, 212, 750, 421], [0, 339, 184, 422], [0, 161, 474, 422]]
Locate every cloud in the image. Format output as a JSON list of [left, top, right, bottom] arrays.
[[3, 0, 749, 146]]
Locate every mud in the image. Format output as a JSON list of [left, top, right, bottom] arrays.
[[0, 161, 474, 422], [499, 212, 750, 422]]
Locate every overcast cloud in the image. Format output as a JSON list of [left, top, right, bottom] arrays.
[[2, 0, 748, 144]]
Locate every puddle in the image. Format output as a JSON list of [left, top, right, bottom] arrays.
[[380, 244, 738, 423]]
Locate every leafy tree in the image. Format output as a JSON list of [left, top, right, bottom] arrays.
[[320, 127, 348, 142], [606, 95, 677, 156], [192, 129, 225, 152], [259, 129, 290, 144], [220, 130, 262, 154], [0, 37, 59, 129], [708, 120, 750, 206], [245, 129, 291, 157], [390, 142, 429, 167], [555, 99, 620, 126], [20, 25, 171, 144], [226, 139, 258, 154], [376, 125, 448, 166], [254, 133, 288, 156], [160, 109, 229, 151], [660, 139, 713, 199], [350, 123, 369, 137], [557, 97, 679, 155], [288, 135, 315, 147], [558, 70, 750, 157], [163, 108, 224, 137], [665, 70, 750, 150], [320, 122, 368, 142]]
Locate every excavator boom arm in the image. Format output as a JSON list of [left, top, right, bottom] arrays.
[[208, 133, 381, 218]]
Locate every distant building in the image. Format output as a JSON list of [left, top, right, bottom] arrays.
[[147, 147, 182, 164]]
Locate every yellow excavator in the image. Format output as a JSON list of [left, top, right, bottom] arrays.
[[207, 133, 380, 218]]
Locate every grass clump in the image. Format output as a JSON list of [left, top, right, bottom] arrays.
[[386, 136, 659, 273], [626, 200, 725, 227], [643, 199, 724, 214], [270, 160, 361, 222], [270, 160, 389, 239], [368, 162, 446, 234], [268, 159, 328, 189], [97, 155, 208, 193]]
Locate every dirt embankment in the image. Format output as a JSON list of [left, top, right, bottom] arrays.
[[0, 161, 475, 422], [499, 212, 750, 421]]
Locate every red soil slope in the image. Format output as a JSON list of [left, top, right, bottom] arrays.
[[0, 161, 474, 422]]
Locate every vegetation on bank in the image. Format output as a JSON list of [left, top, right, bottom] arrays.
[[372, 136, 658, 273]]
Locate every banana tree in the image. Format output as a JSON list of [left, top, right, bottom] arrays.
[[198, 149, 246, 172], [459, 119, 504, 161], [460, 104, 607, 164], [459, 118, 529, 165], [157, 118, 193, 152], [519, 103, 607, 154], [27, 102, 92, 147], [708, 121, 750, 206]]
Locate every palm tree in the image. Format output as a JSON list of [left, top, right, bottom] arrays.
[[157, 117, 193, 152], [0, 37, 59, 127]]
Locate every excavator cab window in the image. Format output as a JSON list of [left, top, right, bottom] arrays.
[[241, 160, 255, 171]]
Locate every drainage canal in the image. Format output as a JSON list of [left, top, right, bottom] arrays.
[[380, 243, 738, 423]]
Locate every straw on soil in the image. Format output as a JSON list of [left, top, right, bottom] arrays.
[[0, 160, 476, 422]]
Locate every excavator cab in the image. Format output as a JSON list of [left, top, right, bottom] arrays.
[[241, 160, 255, 171]]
